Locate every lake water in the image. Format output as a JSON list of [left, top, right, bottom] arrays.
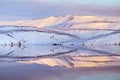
[[0, 44, 120, 67], [0, 44, 120, 80]]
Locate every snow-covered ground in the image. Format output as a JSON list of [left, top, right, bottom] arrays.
[[0, 26, 76, 45], [0, 25, 120, 45]]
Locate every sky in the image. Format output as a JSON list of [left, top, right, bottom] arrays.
[[0, 0, 120, 21]]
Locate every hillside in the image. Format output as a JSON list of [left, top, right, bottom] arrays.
[[0, 15, 120, 29]]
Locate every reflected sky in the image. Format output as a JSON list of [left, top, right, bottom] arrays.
[[0, 62, 120, 80]]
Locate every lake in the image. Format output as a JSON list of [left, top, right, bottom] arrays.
[[0, 44, 120, 80]]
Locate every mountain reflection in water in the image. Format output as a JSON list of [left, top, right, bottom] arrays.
[[0, 44, 120, 68]]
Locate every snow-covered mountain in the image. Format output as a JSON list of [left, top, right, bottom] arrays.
[[1, 15, 120, 29], [0, 15, 120, 46]]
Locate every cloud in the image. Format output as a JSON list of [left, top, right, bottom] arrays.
[[0, 0, 120, 21]]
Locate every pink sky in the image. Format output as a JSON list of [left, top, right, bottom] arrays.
[[0, 0, 120, 21]]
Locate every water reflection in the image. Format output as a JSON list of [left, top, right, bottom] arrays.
[[0, 44, 120, 68]]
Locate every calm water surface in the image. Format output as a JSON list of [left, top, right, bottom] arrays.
[[0, 44, 120, 80]]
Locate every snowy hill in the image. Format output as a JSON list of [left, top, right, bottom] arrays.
[[0, 15, 120, 45], [1, 15, 120, 29]]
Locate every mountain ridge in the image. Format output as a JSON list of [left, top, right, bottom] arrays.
[[0, 15, 120, 29]]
